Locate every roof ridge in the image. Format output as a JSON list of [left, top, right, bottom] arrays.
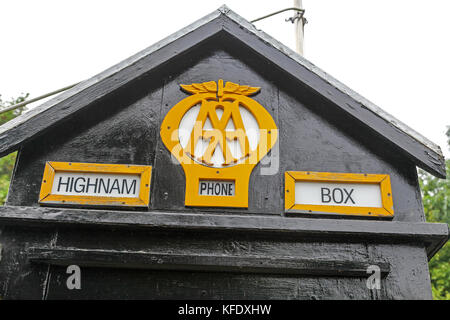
[[220, 6, 443, 157], [0, 5, 445, 177], [0, 8, 223, 136]]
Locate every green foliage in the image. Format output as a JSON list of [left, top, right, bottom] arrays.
[[0, 94, 29, 205], [418, 127, 450, 300]]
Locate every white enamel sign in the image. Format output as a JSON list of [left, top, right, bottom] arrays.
[[52, 172, 141, 198], [198, 180, 236, 196], [39, 162, 152, 208], [294, 182, 382, 208], [285, 171, 394, 218]]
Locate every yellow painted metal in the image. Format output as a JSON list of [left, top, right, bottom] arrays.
[[160, 80, 278, 208], [285, 171, 394, 218], [39, 161, 152, 207]]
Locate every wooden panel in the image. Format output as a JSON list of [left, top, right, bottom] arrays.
[[44, 266, 377, 299], [27, 247, 390, 277], [0, 226, 57, 299], [277, 85, 426, 222], [0, 206, 447, 259]]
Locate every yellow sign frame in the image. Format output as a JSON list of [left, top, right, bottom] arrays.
[[285, 171, 394, 218], [160, 80, 278, 208], [39, 161, 152, 208]]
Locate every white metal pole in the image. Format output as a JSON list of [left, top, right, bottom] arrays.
[[294, 0, 304, 55]]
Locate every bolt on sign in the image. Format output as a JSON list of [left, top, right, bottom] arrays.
[[39, 162, 152, 208], [160, 79, 278, 208], [285, 171, 394, 218]]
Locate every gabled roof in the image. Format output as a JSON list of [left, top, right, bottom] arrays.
[[0, 5, 445, 177]]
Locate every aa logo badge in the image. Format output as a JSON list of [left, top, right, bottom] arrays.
[[160, 79, 278, 208]]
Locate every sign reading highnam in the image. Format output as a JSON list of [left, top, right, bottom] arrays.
[[39, 162, 152, 208], [285, 171, 394, 218], [160, 79, 278, 208]]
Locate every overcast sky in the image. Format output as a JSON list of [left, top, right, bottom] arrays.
[[1, 0, 449, 158]]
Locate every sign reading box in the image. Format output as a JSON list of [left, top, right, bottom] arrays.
[[39, 162, 152, 208], [285, 171, 394, 218]]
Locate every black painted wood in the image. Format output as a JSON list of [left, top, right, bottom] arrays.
[[27, 247, 390, 277], [0, 206, 447, 259], [0, 226, 56, 299], [277, 86, 427, 222], [44, 266, 377, 299], [0, 206, 439, 299]]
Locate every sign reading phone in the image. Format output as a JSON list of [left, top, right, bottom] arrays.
[[285, 171, 394, 218], [199, 180, 235, 196]]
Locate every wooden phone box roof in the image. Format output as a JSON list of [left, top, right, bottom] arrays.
[[0, 5, 445, 178]]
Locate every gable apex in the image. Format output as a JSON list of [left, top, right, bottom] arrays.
[[0, 5, 445, 178]]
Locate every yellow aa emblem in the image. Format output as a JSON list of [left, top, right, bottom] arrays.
[[160, 79, 278, 208], [182, 79, 256, 166]]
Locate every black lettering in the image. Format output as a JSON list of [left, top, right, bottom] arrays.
[[321, 188, 331, 203], [221, 183, 227, 196], [73, 177, 86, 193], [69, 177, 74, 192], [332, 188, 344, 203], [57, 176, 71, 192], [98, 178, 110, 194], [199, 181, 235, 196], [122, 179, 137, 195], [214, 183, 221, 195], [85, 178, 98, 193], [110, 179, 120, 194], [200, 182, 207, 194], [344, 188, 355, 204], [207, 183, 214, 195]]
